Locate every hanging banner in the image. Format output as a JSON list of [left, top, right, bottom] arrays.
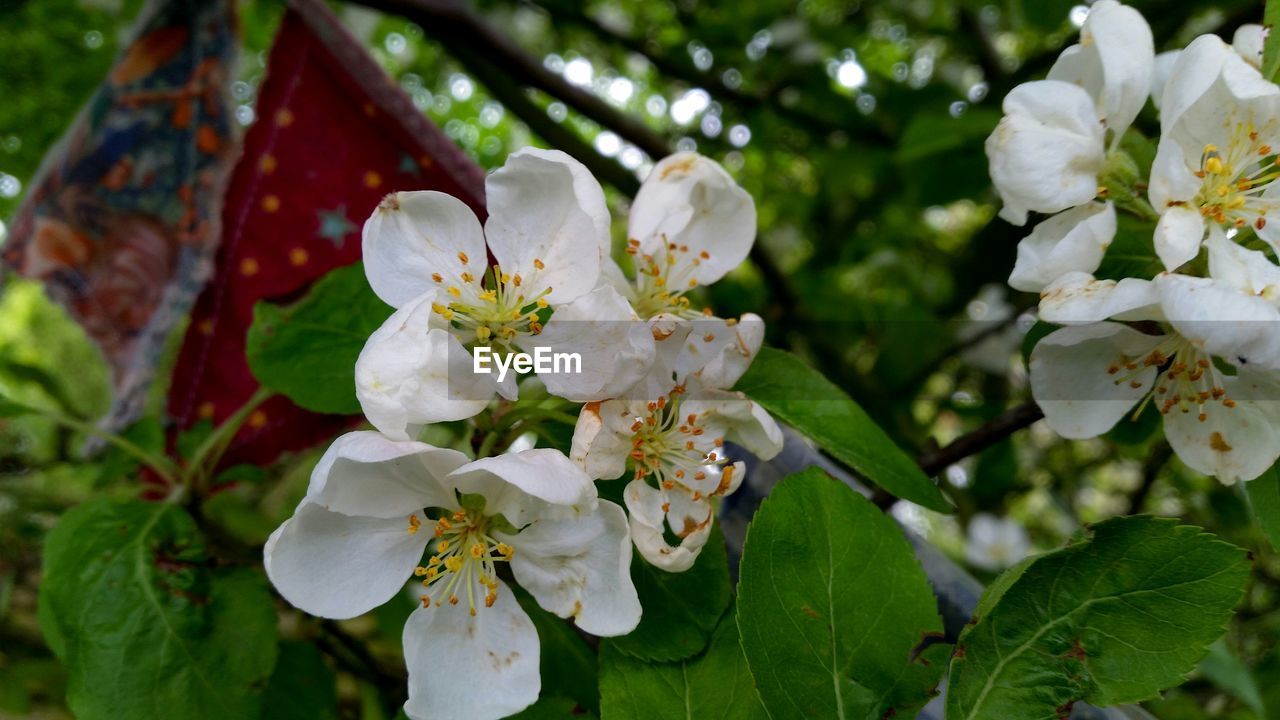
[[3, 0, 240, 427], [165, 0, 486, 470]]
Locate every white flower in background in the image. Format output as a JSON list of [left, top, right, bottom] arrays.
[[356, 148, 652, 439], [264, 433, 639, 720], [986, 0, 1152, 227], [1149, 34, 1280, 270], [1029, 236, 1280, 482], [606, 152, 757, 320], [958, 284, 1023, 374], [571, 315, 783, 570], [963, 513, 1031, 572]]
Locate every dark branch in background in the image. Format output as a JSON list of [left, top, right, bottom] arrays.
[[518, 0, 892, 146], [351, 0, 669, 158], [348, 0, 800, 323], [1128, 442, 1172, 515], [916, 401, 1044, 477]]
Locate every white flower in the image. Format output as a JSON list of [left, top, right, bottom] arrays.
[[1030, 241, 1280, 482], [1149, 34, 1280, 270], [963, 513, 1031, 572], [957, 284, 1022, 374], [356, 148, 652, 438], [264, 433, 640, 720], [570, 314, 782, 570], [1150, 26, 1266, 109], [986, 0, 1152, 226], [1007, 201, 1117, 293], [609, 153, 757, 320]]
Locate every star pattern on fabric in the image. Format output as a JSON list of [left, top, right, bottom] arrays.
[[398, 153, 422, 177], [317, 205, 357, 247]]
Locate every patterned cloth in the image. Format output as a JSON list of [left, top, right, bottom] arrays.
[[3, 0, 239, 427], [164, 0, 485, 472]]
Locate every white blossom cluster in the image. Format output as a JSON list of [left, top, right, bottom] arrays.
[[263, 149, 782, 719], [988, 0, 1280, 483]]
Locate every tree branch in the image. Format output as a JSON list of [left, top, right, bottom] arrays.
[[915, 401, 1044, 477], [349, 0, 671, 159]]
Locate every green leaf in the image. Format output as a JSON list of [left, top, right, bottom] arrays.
[[0, 394, 35, 418], [176, 420, 214, 462], [246, 263, 390, 414], [1198, 639, 1265, 717], [600, 607, 766, 720], [1245, 462, 1280, 551], [947, 516, 1251, 720], [736, 468, 948, 719], [261, 642, 337, 720], [515, 589, 600, 714], [1264, 0, 1280, 82], [609, 524, 731, 662], [39, 499, 279, 719], [96, 418, 164, 486], [734, 347, 951, 512], [1094, 213, 1161, 282]]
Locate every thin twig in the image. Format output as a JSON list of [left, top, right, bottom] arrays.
[[349, 0, 670, 159], [1128, 442, 1171, 515], [915, 401, 1044, 477]]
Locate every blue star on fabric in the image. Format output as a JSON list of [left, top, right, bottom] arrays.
[[317, 206, 357, 247], [398, 153, 421, 177]]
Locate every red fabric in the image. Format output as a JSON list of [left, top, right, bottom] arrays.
[[166, 0, 485, 470]]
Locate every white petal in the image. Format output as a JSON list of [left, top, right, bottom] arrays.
[[356, 294, 496, 437], [306, 431, 469, 518], [403, 582, 539, 720], [264, 503, 427, 619], [1154, 205, 1205, 271], [449, 448, 597, 526], [1207, 227, 1280, 295], [624, 480, 712, 572], [1232, 24, 1266, 70], [1159, 35, 1235, 137], [1150, 50, 1180, 110], [631, 153, 756, 285], [1008, 202, 1115, 293], [484, 148, 606, 305], [1030, 323, 1162, 438], [1047, 0, 1153, 137], [1038, 272, 1161, 324], [690, 390, 784, 462], [681, 313, 765, 390], [533, 285, 655, 402], [627, 316, 697, 401], [1147, 136, 1201, 212], [986, 80, 1106, 225], [362, 192, 487, 309], [1157, 273, 1280, 370], [570, 399, 639, 481], [1164, 374, 1280, 483], [504, 500, 641, 636], [1162, 35, 1280, 158]]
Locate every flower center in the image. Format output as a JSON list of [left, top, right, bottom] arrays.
[[628, 393, 730, 499], [408, 508, 514, 616], [1109, 334, 1236, 422], [429, 253, 551, 349], [628, 238, 711, 319], [1191, 123, 1280, 233]]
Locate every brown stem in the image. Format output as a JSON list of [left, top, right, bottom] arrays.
[[915, 401, 1044, 477]]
